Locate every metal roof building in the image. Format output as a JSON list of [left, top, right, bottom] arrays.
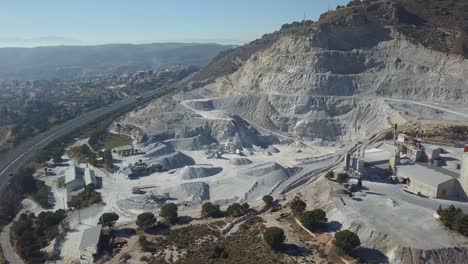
[[396, 163, 462, 199], [65, 165, 84, 192], [79, 225, 102, 261], [84, 167, 97, 186]]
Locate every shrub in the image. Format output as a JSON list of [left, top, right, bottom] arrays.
[[99, 212, 119, 228], [139, 235, 155, 252], [325, 170, 334, 179], [290, 198, 306, 215], [336, 172, 349, 184], [263, 227, 285, 251], [262, 195, 274, 208], [211, 244, 229, 259], [437, 205, 463, 229], [136, 212, 156, 231], [333, 230, 361, 253], [454, 213, 468, 236], [160, 203, 178, 224], [226, 203, 248, 218], [299, 209, 328, 231], [347, 0, 362, 7], [75, 184, 102, 208], [201, 202, 221, 218]]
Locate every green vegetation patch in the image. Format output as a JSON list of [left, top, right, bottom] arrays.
[[103, 133, 132, 150], [12, 210, 66, 263], [75, 185, 102, 208]]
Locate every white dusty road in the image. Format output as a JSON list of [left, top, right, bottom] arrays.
[[383, 98, 468, 119]]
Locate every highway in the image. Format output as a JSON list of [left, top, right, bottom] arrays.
[[0, 84, 175, 195]]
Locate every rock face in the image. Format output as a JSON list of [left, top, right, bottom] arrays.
[[201, 29, 466, 103], [196, 0, 467, 103]]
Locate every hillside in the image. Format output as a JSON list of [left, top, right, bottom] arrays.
[[0, 43, 234, 80], [193, 0, 467, 103]]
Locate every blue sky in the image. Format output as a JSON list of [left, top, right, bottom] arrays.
[[0, 0, 350, 47]]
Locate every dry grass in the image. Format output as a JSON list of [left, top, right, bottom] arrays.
[[144, 217, 290, 264], [103, 133, 132, 150]]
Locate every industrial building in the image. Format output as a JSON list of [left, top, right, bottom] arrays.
[[460, 146, 468, 194], [361, 137, 468, 200], [396, 163, 463, 199], [64, 164, 98, 192], [79, 225, 103, 262], [84, 167, 97, 186], [65, 165, 84, 192]]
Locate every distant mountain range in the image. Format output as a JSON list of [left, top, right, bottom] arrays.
[[0, 43, 235, 80]]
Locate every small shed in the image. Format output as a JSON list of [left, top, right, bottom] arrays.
[[79, 225, 103, 261]]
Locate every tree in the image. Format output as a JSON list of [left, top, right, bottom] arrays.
[[453, 213, 468, 236], [139, 235, 155, 252], [201, 202, 221, 218], [347, 0, 362, 7], [333, 230, 361, 253], [437, 205, 463, 229], [262, 195, 274, 208], [99, 212, 119, 229], [242, 203, 250, 211], [226, 203, 248, 218], [52, 152, 63, 164], [299, 209, 328, 231], [14, 168, 37, 194], [325, 170, 334, 179], [290, 198, 306, 215], [263, 227, 285, 251], [337, 172, 349, 184], [160, 203, 178, 224], [136, 212, 156, 231], [211, 244, 229, 259]]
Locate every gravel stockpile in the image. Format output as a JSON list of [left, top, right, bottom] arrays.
[[267, 145, 280, 153], [178, 166, 223, 179], [145, 143, 175, 158], [164, 135, 212, 151], [229, 158, 253, 166], [152, 151, 195, 171], [170, 182, 211, 202], [243, 162, 286, 177]]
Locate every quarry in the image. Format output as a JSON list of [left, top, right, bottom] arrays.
[[9, 1, 468, 263]]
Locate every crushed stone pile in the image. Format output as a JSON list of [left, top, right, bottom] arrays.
[[169, 182, 210, 202], [151, 151, 195, 171], [267, 145, 280, 153], [243, 162, 287, 177], [229, 158, 253, 166], [178, 166, 223, 179], [144, 142, 175, 158], [164, 134, 212, 151]]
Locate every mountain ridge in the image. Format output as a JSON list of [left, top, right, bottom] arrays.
[[0, 43, 234, 80]]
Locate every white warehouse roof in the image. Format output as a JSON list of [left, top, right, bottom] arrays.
[[79, 225, 102, 250], [84, 167, 97, 186], [65, 165, 80, 184], [396, 163, 457, 187]]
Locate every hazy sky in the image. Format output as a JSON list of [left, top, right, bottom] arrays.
[[0, 0, 350, 47]]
